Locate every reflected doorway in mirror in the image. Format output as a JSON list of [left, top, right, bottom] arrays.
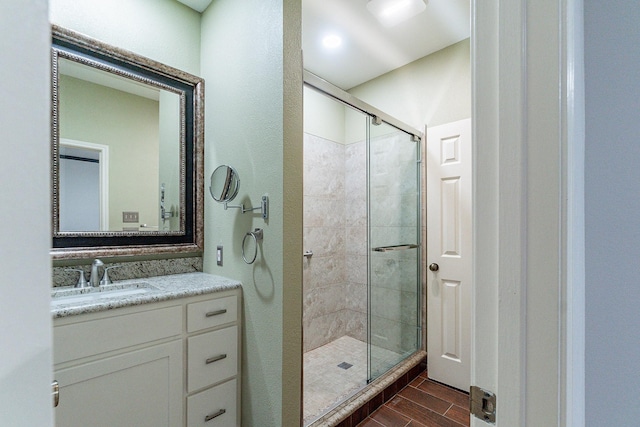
[[59, 139, 109, 232]]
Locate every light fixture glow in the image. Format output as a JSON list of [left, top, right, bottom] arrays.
[[380, 0, 412, 17], [322, 34, 343, 49], [366, 0, 427, 28]]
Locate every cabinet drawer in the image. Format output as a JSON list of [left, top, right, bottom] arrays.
[[54, 306, 182, 365], [187, 295, 237, 333], [188, 326, 238, 392], [187, 379, 237, 427]]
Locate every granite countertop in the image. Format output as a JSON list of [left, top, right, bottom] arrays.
[[51, 272, 241, 319]]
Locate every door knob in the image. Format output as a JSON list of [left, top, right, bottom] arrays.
[[429, 263, 439, 272]]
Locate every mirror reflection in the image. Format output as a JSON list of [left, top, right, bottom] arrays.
[[51, 25, 204, 259], [209, 165, 240, 203], [57, 57, 182, 233]]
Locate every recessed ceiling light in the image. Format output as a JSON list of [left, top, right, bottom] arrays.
[[322, 34, 343, 49], [366, 0, 427, 28]]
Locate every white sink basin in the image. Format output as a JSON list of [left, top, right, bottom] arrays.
[[51, 282, 157, 306]]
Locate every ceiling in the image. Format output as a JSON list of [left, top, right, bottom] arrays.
[[178, 0, 470, 90], [303, 0, 470, 90], [176, 0, 212, 13]]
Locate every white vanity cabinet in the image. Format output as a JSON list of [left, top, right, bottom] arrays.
[[52, 289, 241, 427]]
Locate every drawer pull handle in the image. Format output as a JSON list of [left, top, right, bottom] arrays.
[[206, 354, 227, 364], [205, 408, 226, 422], [205, 309, 227, 317]]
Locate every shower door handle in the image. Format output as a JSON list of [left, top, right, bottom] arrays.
[[372, 244, 418, 252]]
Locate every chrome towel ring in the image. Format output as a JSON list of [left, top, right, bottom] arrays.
[[242, 228, 263, 264]]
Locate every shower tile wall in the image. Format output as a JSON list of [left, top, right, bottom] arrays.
[[344, 140, 368, 342], [303, 133, 367, 352]]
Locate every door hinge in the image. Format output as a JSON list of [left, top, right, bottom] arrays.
[[470, 385, 496, 424]]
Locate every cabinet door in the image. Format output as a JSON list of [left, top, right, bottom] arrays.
[[54, 340, 182, 427]]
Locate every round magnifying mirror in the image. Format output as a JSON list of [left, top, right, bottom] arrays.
[[209, 165, 240, 203]]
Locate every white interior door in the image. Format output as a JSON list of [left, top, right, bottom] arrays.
[[426, 118, 472, 391], [59, 153, 100, 231], [59, 139, 109, 231]]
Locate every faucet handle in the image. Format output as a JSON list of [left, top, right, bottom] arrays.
[[66, 268, 88, 288], [100, 265, 121, 286]]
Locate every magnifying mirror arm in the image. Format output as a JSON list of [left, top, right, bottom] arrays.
[[223, 195, 269, 220]]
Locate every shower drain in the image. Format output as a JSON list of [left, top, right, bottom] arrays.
[[337, 362, 353, 370]]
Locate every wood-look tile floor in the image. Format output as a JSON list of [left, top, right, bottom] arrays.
[[357, 370, 470, 427]]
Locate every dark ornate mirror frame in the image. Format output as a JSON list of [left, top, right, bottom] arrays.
[[51, 25, 204, 259]]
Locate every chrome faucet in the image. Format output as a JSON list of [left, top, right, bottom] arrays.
[[89, 259, 104, 287]]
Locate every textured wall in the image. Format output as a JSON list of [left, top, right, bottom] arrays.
[[50, 0, 201, 75], [348, 38, 470, 130], [303, 133, 347, 351], [303, 128, 419, 359], [303, 88, 367, 352], [304, 75, 422, 359], [343, 140, 368, 343], [201, 0, 303, 424], [303, 134, 367, 352]]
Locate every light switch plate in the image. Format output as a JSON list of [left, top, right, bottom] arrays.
[[217, 245, 223, 266]]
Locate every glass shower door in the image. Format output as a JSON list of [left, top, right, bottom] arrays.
[[367, 119, 421, 381]]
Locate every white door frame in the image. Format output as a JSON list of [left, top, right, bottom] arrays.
[[472, 0, 585, 425], [60, 138, 110, 231], [0, 0, 53, 425]]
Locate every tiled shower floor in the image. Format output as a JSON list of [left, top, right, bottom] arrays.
[[303, 336, 400, 426]]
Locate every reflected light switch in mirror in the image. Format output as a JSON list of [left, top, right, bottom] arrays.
[[123, 211, 139, 223]]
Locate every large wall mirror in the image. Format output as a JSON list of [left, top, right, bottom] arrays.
[[51, 25, 204, 259]]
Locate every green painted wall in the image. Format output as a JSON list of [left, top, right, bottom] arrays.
[[303, 86, 346, 143], [349, 38, 471, 130], [201, 0, 302, 424], [304, 40, 470, 147], [50, 0, 201, 75]]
